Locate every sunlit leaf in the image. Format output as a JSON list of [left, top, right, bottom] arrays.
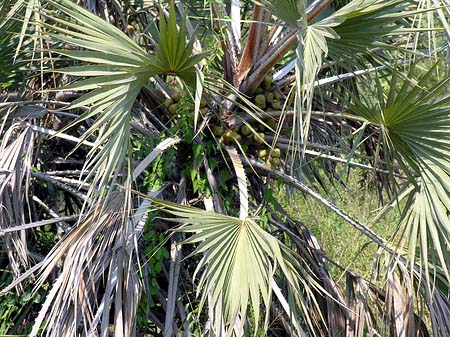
[[146, 197, 322, 336], [38, 0, 203, 207]]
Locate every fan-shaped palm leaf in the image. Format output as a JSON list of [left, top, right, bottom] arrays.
[[326, 0, 414, 62], [0, 124, 34, 282], [29, 192, 130, 337], [351, 64, 450, 283], [285, 0, 430, 174], [38, 0, 203, 206], [258, 0, 303, 28], [147, 197, 323, 336], [0, 0, 44, 59], [39, 0, 158, 205]]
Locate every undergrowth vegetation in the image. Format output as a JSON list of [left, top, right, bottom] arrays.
[[278, 172, 402, 281]]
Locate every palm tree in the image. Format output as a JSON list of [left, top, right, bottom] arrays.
[[0, 0, 449, 336]]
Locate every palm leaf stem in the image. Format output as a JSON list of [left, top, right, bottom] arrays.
[[243, 157, 394, 254], [239, 0, 337, 94], [306, 0, 334, 22], [236, 4, 265, 87], [277, 145, 406, 178], [210, 1, 239, 84], [314, 53, 437, 88], [271, 279, 308, 337], [270, 39, 416, 81], [230, 110, 367, 128], [0, 215, 79, 235], [203, 155, 225, 214], [32, 173, 91, 189], [163, 238, 182, 337], [134, 100, 169, 132], [240, 29, 297, 94], [230, 0, 241, 50], [23, 122, 95, 147]]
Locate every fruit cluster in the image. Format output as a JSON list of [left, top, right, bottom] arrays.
[[162, 72, 285, 170], [253, 74, 283, 110], [211, 72, 284, 169], [258, 147, 281, 169], [213, 123, 282, 169]]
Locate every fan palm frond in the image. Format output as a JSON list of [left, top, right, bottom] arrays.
[[352, 64, 450, 283], [39, 0, 203, 206], [326, 0, 413, 63], [0, 123, 34, 283], [29, 192, 132, 337], [40, 0, 159, 206], [258, 0, 302, 28], [0, 0, 43, 59], [147, 197, 323, 336]]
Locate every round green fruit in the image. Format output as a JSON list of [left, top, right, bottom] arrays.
[[270, 100, 281, 110], [255, 94, 266, 109], [271, 157, 280, 166], [258, 149, 268, 159], [222, 130, 234, 144], [254, 132, 265, 145], [264, 91, 274, 103], [262, 74, 273, 89], [271, 148, 281, 158], [241, 125, 252, 136], [274, 92, 282, 101]]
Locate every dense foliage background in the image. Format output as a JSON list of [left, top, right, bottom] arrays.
[[0, 0, 449, 336]]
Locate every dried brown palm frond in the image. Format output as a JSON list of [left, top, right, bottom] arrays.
[[261, 200, 348, 336], [27, 191, 139, 337], [0, 121, 34, 284], [345, 274, 381, 337], [16, 128, 179, 336], [383, 257, 450, 337]]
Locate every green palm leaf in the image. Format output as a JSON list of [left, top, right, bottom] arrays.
[[352, 65, 450, 283], [303, 0, 415, 89], [290, 0, 424, 171], [40, 0, 158, 205], [0, 0, 43, 59], [258, 0, 302, 28], [147, 197, 322, 335], [39, 0, 203, 205], [153, 0, 205, 85], [325, 0, 412, 62]]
